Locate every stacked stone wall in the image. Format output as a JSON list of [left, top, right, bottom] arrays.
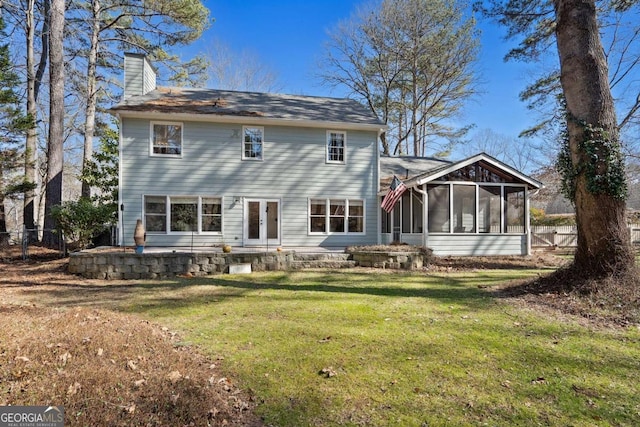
[[68, 251, 296, 280], [68, 250, 429, 280]]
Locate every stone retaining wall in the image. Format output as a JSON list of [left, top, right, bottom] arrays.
[[68, 250, 296, 280], [68, 249, 430, 280], [349, 251, 427, 269]]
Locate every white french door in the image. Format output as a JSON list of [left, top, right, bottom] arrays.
[[243, 199, 280, 246]]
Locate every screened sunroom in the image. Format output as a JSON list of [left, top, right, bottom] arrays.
[[379, 153, 543, 256]]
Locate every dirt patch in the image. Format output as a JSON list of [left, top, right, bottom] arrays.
[[0, 246, 262, 426], [430, 252, 568, 271]]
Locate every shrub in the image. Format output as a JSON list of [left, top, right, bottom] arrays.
[[51, 198, 116, 249]]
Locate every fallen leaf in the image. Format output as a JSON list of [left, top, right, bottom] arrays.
[[133, 379, 146, 388], [59, 352, 71, 366], [96, 348, 104, 357], [167, 370, 182, 383], [126, 360, 138, 371], [318, 336, 332, 343], [67, 382, 81, 396], [531, 377, 546, 384], [318, 367, 337, 378], [14, 356, 30, 362]]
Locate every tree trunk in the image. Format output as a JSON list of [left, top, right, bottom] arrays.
[[0, 161, 7, 247], [42, 0, 64, 248], [23, 0, 49, 238], [81, 0, 100, 199], [554, 0, 635, 276]]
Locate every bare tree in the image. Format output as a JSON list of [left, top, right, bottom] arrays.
[[207, 39, 281, 93], [320, 0, 479, 156], [462, 128, 542, 173]]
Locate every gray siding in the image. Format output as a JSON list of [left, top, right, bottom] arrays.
[[120, 118, 379, 248], [427, 234, 526, 256]]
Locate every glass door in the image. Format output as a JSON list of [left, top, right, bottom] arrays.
[[244, 199, 280, 246]]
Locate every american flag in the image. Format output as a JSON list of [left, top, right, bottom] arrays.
[[381, 175, 407, 213]]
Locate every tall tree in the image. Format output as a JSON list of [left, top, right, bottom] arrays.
[[42, 0, 64, 248], [0, 14, 30, 245], [23, 0, 48, 235], [485, 0, 636, 278], [67, 0, 210, 199], [320, 0, 479, 156]]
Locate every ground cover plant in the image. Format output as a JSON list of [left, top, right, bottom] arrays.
[[1, 248, 639, 426]]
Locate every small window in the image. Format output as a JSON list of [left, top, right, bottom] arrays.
[[348, 200, 364, 233], [327, 131, 346, 163], [202, 198, 222, 232], [151, 122, 182, 156], [243, 126, 263, 160], [310, 199, 326, 233], [145, 196, 167, 232], [329, 199, 346, 232], [170, 197, 198, 232]]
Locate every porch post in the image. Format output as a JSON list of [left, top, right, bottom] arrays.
[[525, 187, 532, 256]]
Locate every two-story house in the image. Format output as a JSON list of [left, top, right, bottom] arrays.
[[111, 53, 542, 256], [111, 53, 385, 250]]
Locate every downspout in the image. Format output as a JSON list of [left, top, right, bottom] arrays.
[[117, 113, 124, 247], [413, 185, 428, 248]]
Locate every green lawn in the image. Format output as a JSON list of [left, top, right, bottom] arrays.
[[122, 269, 640, 426]]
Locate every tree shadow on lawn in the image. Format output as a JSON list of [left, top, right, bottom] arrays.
[[4, 269, 519, 313]]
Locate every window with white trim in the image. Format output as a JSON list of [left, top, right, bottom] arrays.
[[326, 131, 346, 163], [242, 126, 263, 160], [151, 122, 182, 156], [144, 196, 222, 234], [309, 198, 364, 234]]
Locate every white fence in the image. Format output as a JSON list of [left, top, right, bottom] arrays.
[[532, 224, 640, 249]]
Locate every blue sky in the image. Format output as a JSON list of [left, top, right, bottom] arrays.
[[185, 0, 539, 155]]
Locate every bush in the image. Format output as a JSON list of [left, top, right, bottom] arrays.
[[51, 198, 116, 250]]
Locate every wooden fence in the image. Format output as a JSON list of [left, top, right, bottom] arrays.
[[531, 224, 640, 250]]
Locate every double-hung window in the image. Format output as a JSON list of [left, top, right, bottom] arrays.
[[309, 198, 364, 234], [326, 131, 346, 163], [144, 196, 222, 234], [151, 122, 182, 156], [242, 126, 263, 160]]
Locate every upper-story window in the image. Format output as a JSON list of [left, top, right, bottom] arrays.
[[151, 121, 182, 157], [327, 131, 346, 163], [243, 126, 263, 160]]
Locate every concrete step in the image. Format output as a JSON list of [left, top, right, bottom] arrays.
[[293, 252, 352, 262]]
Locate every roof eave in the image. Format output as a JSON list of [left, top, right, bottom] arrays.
[[108, 108, 387, 132], [413, 153, 544, 189]]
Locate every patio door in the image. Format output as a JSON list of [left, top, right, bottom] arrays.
[[244, 199, 280, 246]]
